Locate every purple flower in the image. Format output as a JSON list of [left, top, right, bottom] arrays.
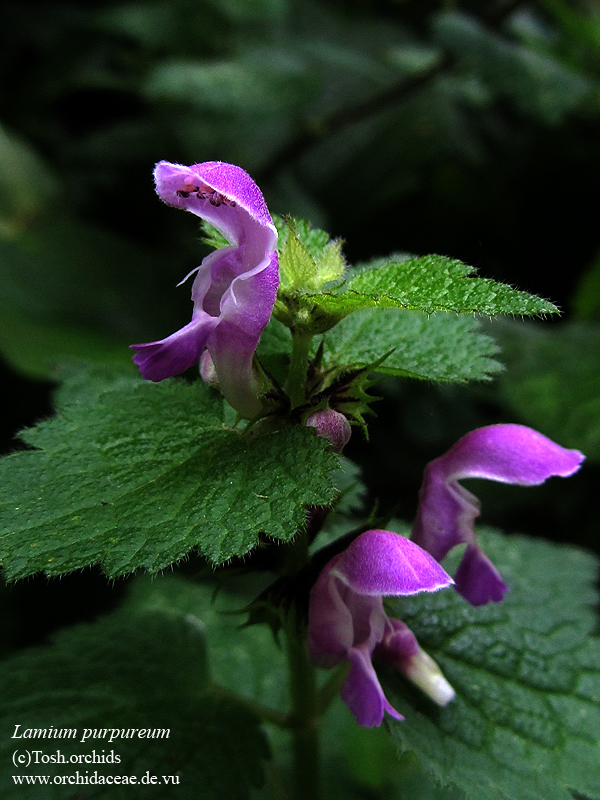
[[131, 160, 279, 418], [308, 530, 454, 727], [411, 424, 585, 606]]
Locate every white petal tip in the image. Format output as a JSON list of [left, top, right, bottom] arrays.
[[404, 649, 456, 707]]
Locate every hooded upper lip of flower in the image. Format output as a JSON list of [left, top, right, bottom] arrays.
[[130, 160, 279, 419], [308, 529, 454, 727], [411, 424, 585, 606]]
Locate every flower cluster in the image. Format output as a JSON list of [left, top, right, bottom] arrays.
[[308, 424, 583, 725], [135, 161, 585, 729]]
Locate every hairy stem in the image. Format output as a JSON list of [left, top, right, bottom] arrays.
[[283, 533, 321, 800], [212, 684, 294, 729], [316, 664, 349, 717], [285, 330, 312, 410], [285, 607, 320, 800]]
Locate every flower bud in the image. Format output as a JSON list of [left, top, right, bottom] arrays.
[[306, 409, 351, 453]]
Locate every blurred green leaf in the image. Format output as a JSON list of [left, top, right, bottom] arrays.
[[0, 576, 269, 799], [433, 11, 595, 124], [0, 307, 131, 378], [386, 44, 442, 75], [487, 319, 600, 460], [571, 247, 600, 320], [203, 0, 287, 23], [539, 0, 600, 61], [0, 125, 60, 237], [145, 51, 314, 113], [0, 213, 182, 377], [385, 529, 600, 800]]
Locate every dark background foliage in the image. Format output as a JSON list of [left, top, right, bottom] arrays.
[[2, 0, 600, 651]]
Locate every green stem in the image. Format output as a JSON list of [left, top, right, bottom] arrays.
[[283, 534, 321, 800], [284, 330, 312, 409], [285, 609, 320, 800], [316, 664, 349, 717], [212, 684, 294, 728]]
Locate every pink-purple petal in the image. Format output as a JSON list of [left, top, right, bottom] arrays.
[[374, 618, 419, 669], [132, 160, 279, 417], [333, 530, 454, 596], [411, 474, 479, 563], [154, 160, 274, 228], [207, 318, 266, 419], [308, 530, 455, 726], [153, 161, 276, 252], [131, 316, 216, 381], [453, 545, 509, 606], [411, 424, 585, 606], [308, 554, 384, 668], [439, 424, 584, 485], [306, 409, 352, 453], [341, 648, 404, 727], [308, 554, 355, 668]]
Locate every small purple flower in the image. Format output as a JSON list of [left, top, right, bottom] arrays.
[[411, 424, 585, 606], [131, 160, 279, 418], [308, 530, 454, 727]]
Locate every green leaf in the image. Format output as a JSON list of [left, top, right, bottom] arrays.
[[122, 577, 392, 800], [0, 576, 270, 799], [0, 124, 60, 237], [489, 319, 600, 460], [0, 213, 176, 378], [124, 573, 289, 712], [322, 308, 503, 383], [0, 306, 132, 379], [278, 223, 319, 292], [145, 51, 312, 114], [383, 529, 600, 800], [309, 255, 558, 320], [260, 305, 503, 385], [433, 11, 594, 125], [0, 366, 337, 580], [275, 216, 346, 295], [277, 223, 345, 295], [570, 246, 600, 321]]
